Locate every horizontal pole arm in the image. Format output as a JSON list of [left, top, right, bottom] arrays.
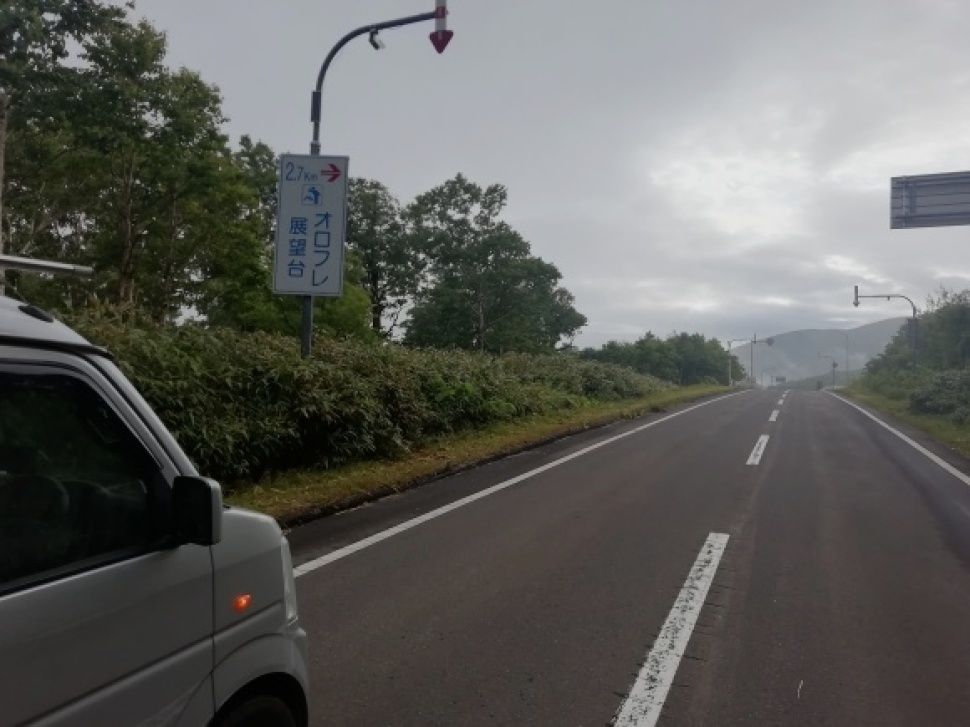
[[0, 254, 93, 277]]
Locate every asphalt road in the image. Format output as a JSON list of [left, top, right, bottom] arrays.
[[289, 389, 970, 726]]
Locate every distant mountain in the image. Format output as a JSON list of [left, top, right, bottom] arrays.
[[731, 318, 907, 385]]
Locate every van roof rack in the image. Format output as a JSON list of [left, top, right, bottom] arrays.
[[0, 254, 93, 277]]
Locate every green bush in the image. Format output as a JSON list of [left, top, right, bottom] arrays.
[[952, 406, 970, 426], [66, 313, 669, 487], [909, 370, 970, 417], [858, 368, 931, 402]]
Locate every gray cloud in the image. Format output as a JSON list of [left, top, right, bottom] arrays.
[[139, 0, 970, 347]]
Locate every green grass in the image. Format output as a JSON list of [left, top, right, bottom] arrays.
[[842, 386, 970, 459], [226, 384, 727, 527]]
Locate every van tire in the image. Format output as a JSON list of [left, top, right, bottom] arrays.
[[214, 694, 297, 727]]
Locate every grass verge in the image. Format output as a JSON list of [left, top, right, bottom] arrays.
[[226, 384, 727, 527], [841, 387, 970, 459]]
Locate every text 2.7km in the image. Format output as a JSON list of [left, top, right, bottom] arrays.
[[284, 162, 342, 183], [284, 162, 319, 182]]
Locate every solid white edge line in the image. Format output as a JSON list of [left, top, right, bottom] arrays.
[[769, 410, 779, 422], [294, 391, 749, 577], [613, 532, 730, 727], [830, 393, 970, 488], [746, 434, 770, 465]]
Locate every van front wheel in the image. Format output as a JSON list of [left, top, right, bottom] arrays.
[[214, 694, 297, 727]]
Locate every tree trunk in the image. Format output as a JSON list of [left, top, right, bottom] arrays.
[[369, 269, 382, 333], [0, 89, 7, 296], [118, 153, 137, 304]]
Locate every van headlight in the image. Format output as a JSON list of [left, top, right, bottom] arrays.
[[281, 537, 299, 622]]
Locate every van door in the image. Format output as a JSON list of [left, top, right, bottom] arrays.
[[0, 361, 215, 725]]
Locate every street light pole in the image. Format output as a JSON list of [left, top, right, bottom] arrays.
[[301, 4, 450, 356], [750, 334, 759, 386], [853, 286, 919, 368], [836, 330, 849, 385], [750, 334, 774, 387]]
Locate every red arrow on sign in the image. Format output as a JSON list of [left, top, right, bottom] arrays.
[[429, 29, 453, 54], [321, 163, 341, 182]]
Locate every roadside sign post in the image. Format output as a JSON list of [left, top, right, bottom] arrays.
[[274, 154, 349, 301], [294, 1, 453, 357]]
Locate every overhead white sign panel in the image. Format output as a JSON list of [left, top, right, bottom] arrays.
[[891, 170, 970, 229], [273, 153, 349, 296]]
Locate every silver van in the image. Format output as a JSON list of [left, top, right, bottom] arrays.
[[0, 256, 308, 726]]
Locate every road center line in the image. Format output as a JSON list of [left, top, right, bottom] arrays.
[[777, 398, 785, 406], [769, 410, 779, 422], [746, 434, 770, 465], [831, 393, 970, 488], [294, 392, 747, 577], [613, 532, 730, 727]]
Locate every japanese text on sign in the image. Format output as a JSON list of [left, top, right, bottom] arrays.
[[273, 154, 349, 296]]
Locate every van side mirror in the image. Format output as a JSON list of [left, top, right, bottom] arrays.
[[172, 476, 223, 546]]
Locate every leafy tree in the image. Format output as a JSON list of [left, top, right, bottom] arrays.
[[404, 174, 586, 352], [1, 0, 129, 300], [920, 288, 970, 369], [865, 287, 970, 375], [346, 178, 419, 337], [3, 9, 250, 320], [233, 134, 278, 245], [581, 332, 739, 385]]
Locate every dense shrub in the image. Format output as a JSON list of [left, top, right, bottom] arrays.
[[858, 368, 931, 402], [67, 314, 669, 486], [909, 370, 970, 419]]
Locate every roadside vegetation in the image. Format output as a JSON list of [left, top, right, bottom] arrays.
[[70, 309, 672, 485], [580, 332, 744, 385], [847, 289, 970, 457]]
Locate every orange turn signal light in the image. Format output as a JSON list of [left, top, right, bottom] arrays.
[[232, 594, 252, 612]]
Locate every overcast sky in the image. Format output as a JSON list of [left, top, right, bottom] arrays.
[[137, 0, 970, 348]]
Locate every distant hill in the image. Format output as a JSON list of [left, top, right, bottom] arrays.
[[731, 318, 907, 385]]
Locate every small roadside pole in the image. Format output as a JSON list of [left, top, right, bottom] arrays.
[[276, 1, 454, 358]]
